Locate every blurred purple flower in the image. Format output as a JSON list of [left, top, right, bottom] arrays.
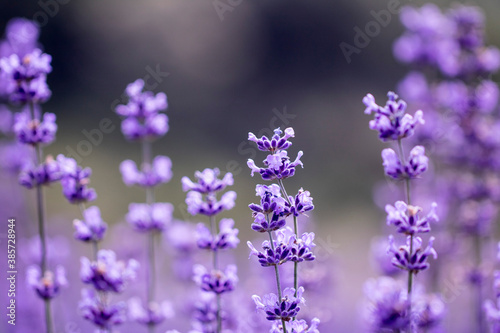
[[80, 249, 139, 293], [79, 289, 126, 329], [182, 167, 233, 194], [0, 18, 39, 58], [13, 111, 57, 145], [126, 202, 174, 232], [186, 190, 236, 216], [193, 264, 238, 294], [120, 155, 173, 187], [57, 154, 97, 204], [271, 318, 321, 333], [27, 265, 67, 300], [196, 218, 239, 251], [128, 297, 174, 326], [73, 205, 108, 242], [18, 155, 61, 188]]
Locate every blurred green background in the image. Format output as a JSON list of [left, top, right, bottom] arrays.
[[2, 0, 500, 329]]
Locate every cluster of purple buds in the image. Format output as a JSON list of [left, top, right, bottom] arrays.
[[182, 167, 239, 331], [126, 202, 173, 232], [382, 145, 428, 180], [73, 206, 107, 242], [385, 201, 438, 235], [13, 110, 57, 145], [120, 155, 172, 187], [253, 287, 305, 322], [387, 235, 437, 272], [79, 289, 126, 330], [57, 154, 97, 204], [26, 265, 67, 300], [246, 127, 320, 331], [128, 297, 174, 326], [115, 78, 168, 141]]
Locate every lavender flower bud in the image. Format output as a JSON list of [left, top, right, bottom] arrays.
[[193, 264, 238, 294], [413, 293, 446, 330], [247, 150, 304, 181], [27, 265, 67, 300], [247, 234, 293, 267], [13, 111, 57, 145], [182, 168, 234, 194], [385, 201, 438, 235], [80, 249, 139, 293], [57, 155, 97, 204], [271, 318, 321, 333], [196, 218, 240, 251], [387, 235, 437, 272], [126, 202, 174, 232], [252, 286, 305, 322], [250, 212, 286, 233], [363, 92, 424, 142], [79, 289, 126, 329], [73, 206, 107, 242], [18, 155, 61, 188], [120, 155, 173, 187], [186, 190, 236, 216], [248, 127, 295, 152], [363, 277, 410, 331], [3, 18, 40, 57], [128, 297, 174, 326], [289, 188, 314, 217]]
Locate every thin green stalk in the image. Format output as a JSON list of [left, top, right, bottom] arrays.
[[268, 231, 287, 333], [210, 215, 222, 333], [142, 140, 157, 333]]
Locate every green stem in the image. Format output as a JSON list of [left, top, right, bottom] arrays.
[[268, 231, 287, 333]]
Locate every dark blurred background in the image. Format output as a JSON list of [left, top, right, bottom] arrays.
[[2, 0, 500, 330]]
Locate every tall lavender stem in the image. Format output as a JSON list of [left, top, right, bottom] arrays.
[[142, 140, 157, 333], [268, 231, 287, 333], [209, 215, 222, 333]]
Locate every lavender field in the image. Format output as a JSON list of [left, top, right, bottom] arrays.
[[1, 1, 500, 332]]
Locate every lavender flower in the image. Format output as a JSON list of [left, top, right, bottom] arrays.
[[79, 289, 126, 329], [363, 92, 424, 142], [18, 155, 60, 188], [252, 287, 305, 322], [126, 202, 174, 232], [114, 78, 168, 141], [413, 293, 446, 330], [80, 249, 139, 293], [247, 149, 304, 181], [128, 297, 174, 326], [250, 212, 286, 233], [289, 188, 314, 217], [385, 201, 438, 235], [193, 264, 238, 294], [387, 235, 437, 272], [120, 155, 172, 187], [186, 190, 236, 216], [382, 146, 429, 180], [13, 111, 57, 145], [57, 155, 97, 204], [248, 127, 295, 152], [73, 206, 108, 242], [271, 318, 321, 333], [249, 184, 289, 215], [196, 218, 240, 251], [182, 167, 234, 194], [363, 277, 410, 331], [247, 236, 293, 267], [27, 265, 67, 300], [0, 18, 39, 58]]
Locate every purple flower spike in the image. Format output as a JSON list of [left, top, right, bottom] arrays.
[[186, 190, 236, 216], [387, 235, 437, 273], [290, 188, 314, 217], [196, 218, 239, 251], [382, 146, 429, 180], [120, 155, 173, 187], [386, 201, 438, 235], [80, 249, 139, 293], [247, 234, 293, 267], [364, 92, 424, 142], [126, 202, 174, 232], [363, 277, 410, 331], [0, 48, 51, 80], [248, 127, 295, 152], [27, 265, 67, 300], [247, 150, 304, 181], [57, 155, 97, 204], [13, 111, 57, 145], [193, 264, 238, 294], [182, 168, 234, 194], [2, 18, 40, 57], [79, 289, 126, 329], [18, 155, 61, 188], [73, 206, 108, 242], [115, 79, 167, 118], [252, 286, 305, 322], [128, 297, 174, 326], [271, 318, 321, 333]]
